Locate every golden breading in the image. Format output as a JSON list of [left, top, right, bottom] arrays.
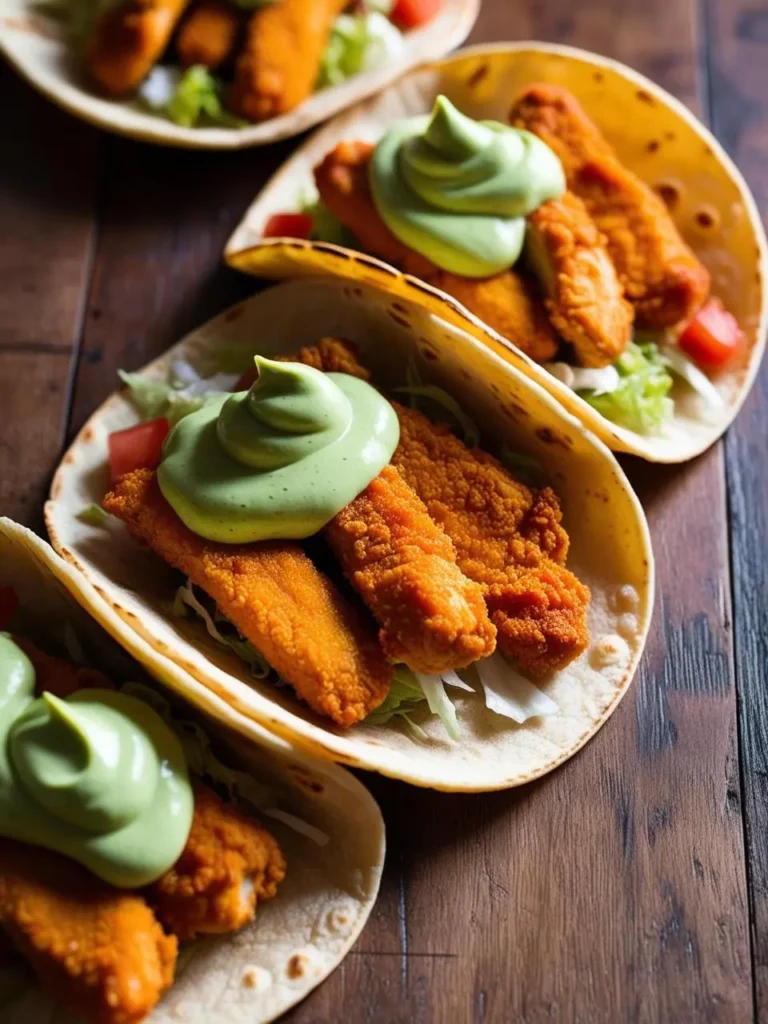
[[392, 403, 590, 677], [314, 140, 560, 361], [103, 470, 392, 727], [511, 83, 710, 327], [149, 782, 285, 941], [88, 0, 190, 96], [526, 191, 634, 367], [325, 465, 496, 674], [0, 839, 177, 1024], [176, 0, 240, 70], [230, 0, 348, 121]]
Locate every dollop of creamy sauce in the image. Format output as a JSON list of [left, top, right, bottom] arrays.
[[369, 95, 566, 277], [158, 356, 400, 544], [0, 633, 193, 887]]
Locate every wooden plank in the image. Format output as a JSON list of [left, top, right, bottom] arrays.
[[706, 0, 768, 1015], [0, 66, 100, 528], [58, 2, 753, 1021]]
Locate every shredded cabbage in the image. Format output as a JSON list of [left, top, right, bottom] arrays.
[[118, 368, 228, 425], [658, 345, 725, 410], [545, 361, 621, 397], [580, 342, 674, 434], [394, 384, 481, 448], [140, 66, 246, 129], [473, 652, 558, 723], [76, 503, 109, 528], [173, 580, 271, 679], [318, 12, 405, 89]]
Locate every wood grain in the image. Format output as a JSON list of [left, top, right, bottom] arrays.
[[706, 0, 768, 1016], [0, 0, 760, 1021], [0, 66, 100, 527]]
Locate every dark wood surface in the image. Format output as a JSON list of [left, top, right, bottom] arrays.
[[2, 0, 766, 1020]]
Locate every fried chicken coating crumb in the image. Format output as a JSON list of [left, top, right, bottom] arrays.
[[526, 192, 634, 367], [0, 839, 176, 1024], [325, 465, 496, 673], [103, 470, 392, 727], [149, 783, 285, 942], [511, 83, 710, 328], [392, 403, 590, 677]]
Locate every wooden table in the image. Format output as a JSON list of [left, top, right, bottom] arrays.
[[2, 0, 766, 1020]]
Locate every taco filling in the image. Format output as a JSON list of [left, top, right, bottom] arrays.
[[0, 618, 288, 1023], [60, 0, 437, 128], [270, 89, 742, 436], [99, 336, 593, 740]]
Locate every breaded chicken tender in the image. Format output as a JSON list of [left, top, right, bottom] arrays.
[[103, 470, 392, 727], [325, 465, 496, 674], [511, 83, 710, 328], [526, 191, 634, 367], [88, 0, 190, 96], [237, 337, 372, 392], [149, 782, 285, 941], [0, 839, 177, 1024], [230, 0, 348, 121], [314, 142, 560, 362], [176, 0, 240, 69], [392, 403, 590, 677]]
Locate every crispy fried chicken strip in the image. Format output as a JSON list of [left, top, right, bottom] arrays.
[[103, 470, 392, 727], [526, 192, 634, 367], [176, 0, 240, 69], [511, 83, 710, 328], [0, 839, 177, 1024], [392, 403, 590, 677], [230, 0, 348, 121], [237, 337, 372, 393], [325, 465, 496, 674], [314, 141, 560, 362], [88, 0, 191, 96], [148, 782, 285, 941]]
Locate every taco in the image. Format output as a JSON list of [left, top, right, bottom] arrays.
[[0, 517, 385, 1024], [225, 42, 768, 462], [0, 0, 477, 148], [46, 277, 653, 791]]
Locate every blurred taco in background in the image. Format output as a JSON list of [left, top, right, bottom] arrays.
[[46, 277, 653, 791], [0, 517, 384, 1024], [225, 43, 768, 462], [0, 0, 477, 147]]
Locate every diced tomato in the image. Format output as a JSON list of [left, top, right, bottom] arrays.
[[678, 299, 743, 369], [108, 418, 170, 484], [263, 213, 314, 239], [0, 587, 18, 631], [390, 0, 440, 28], [235, 366, 258, 392]]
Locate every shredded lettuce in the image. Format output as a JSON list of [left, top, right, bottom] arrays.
[[472, 653, 558, 723], [173, 580, 271, 679], [123, 682, 330, 845], [301, 198, 360, 248], [318, 12, 404, 89], [658, 345, 725, 410], [76, 503, 109, 528], [139, 66, 247, 129], [118, 367, 228, 425], [394, 384, 481, 448], [580, 342, 674, 435]]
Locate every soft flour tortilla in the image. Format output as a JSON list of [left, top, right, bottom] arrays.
[[46, 277, 654, 791], [0, 517, 385, 1024], [225, 42, 768, 463], [0, 0, 477, 149]]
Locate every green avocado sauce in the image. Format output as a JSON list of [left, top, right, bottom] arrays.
[[0, 633, 193, 888], [369, 95, 566, 278], [158, 355, 400, 544]]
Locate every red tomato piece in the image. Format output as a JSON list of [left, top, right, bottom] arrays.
[[0, 586, 18, 631], [263, 213, 314, 239], [391, 0, 440, 28], [108, 418, 170, 484], [235, 366, 258, 392], [678, 299, 742, 369]]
